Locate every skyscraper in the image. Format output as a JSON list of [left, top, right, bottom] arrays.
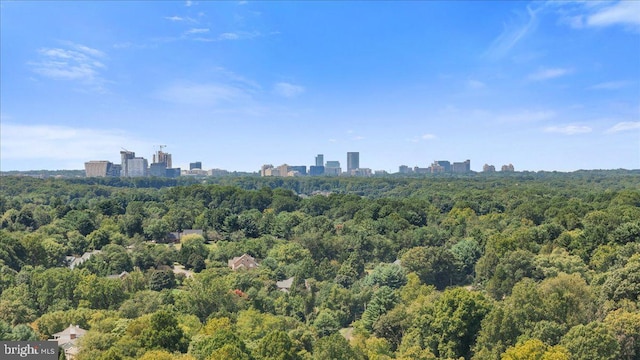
[[120, 150, 135, 177], [347, 152, 359, 172], [315, 154, 324, 167]]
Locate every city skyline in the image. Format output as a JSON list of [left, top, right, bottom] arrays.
[[1, 1, 639, 172]]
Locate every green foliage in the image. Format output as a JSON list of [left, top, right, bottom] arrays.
[[364, 263, 407, 289], [141, 310, 189, 353], [560, 322, 620, 360], [0, 173, 637, 359], [313, 333, 361, 360], [400, 246, 461, 290]]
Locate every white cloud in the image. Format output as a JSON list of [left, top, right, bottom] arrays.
[[29, 42, 107, 91], [219, 32, 240, 40], [185, 28, 209, 35], [408, 133, 437, 143], [587, 1, 640, 28], [191, 31, 263, 42], [528, 67, 572, 81], [0, 123, 154, 163], [605, 121, 640, 133], [273, 82, 305, 98], [155, 83, 249, 106], [165, 15, 196, 22], [588, 80, 632, 90], [544, 125, 592, 135], [353, 136, 365, 141], [185, 0, 193, 7], [467, 80, 486, 89], [484, 5, 544, 59]]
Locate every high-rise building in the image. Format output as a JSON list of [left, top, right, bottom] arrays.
[[325, 161, 340, 168], [399, 165, 412, 174], [190, 162, 202, 170], [452, 160, 471, 173], [149, 163, 168, 177], [315, 154, 324, 167], [309, 166, 325, 176], [127, 157, 148, 177], [290, 165, 307, 175], [85, 161, 116, 177], [501, 164, 515, 172], [436, 161, 451, 172], [483, 164, 496, 172], [120, 150, 135, 177], [153, 149, 172, 168], [347, 152, 359, 172]]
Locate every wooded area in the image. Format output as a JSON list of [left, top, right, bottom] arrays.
[[0, 171, 638, 359]]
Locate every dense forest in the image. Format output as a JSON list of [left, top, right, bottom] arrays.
[[0, 172, 639, 360]]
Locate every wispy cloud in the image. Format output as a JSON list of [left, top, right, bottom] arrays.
[[28, 41, 108, 91], [408, 133, 437, 143], [587, 1, 640, 29], [154, 83, 249, 106], [0, 123, 154, 165], [273, 82, 305, 98], [544, 125, 592, 135], [605, 121, 640, 134], [467, 80, 486, 89], [528, 67, 572, 81], [193, 31, 264, 42], [588, 80, 632, 90], [165, 15, 196, 23], [185, 0, 193, 7], [185, 28, 209, 35], [556, 1, 640, 32], [484, 5, 544, 60]]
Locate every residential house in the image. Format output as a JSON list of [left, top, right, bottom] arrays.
[[228, 254, 259, 270], [49, 324, 87, 360]]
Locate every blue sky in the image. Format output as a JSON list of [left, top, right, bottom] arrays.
[[1, 1, 639, 172]]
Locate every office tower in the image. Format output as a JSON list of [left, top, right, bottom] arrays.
[[436, 160, 451, 172], [347, 152, 359, 172], [290, 165, 307, 175], [278, 164, 291, 177], [324, 161, 341, 176], [153, 148, 172, 168], [452, 160, 471, 173], [483, 164, 496, 172], [149, 163, 168, 177], [120, 150, 135, 177], [126, 157, 148, 177], [315, 154, 324, 167], [309, 166, 325, 176], [399, 165, 412, 174], [190, 161, 202, 170], [85, 161, 114, 177]]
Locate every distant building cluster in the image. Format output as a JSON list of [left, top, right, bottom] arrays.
[[85, 147, 515, 178], [261, 152, 374, 177], [399, 160, 472, 174], [84, 146, 229, 178], [483, 163, 515, 172], [85, 147, 180, 178]]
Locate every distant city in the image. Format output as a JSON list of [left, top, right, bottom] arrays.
[[84, 147, 515, 178]]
